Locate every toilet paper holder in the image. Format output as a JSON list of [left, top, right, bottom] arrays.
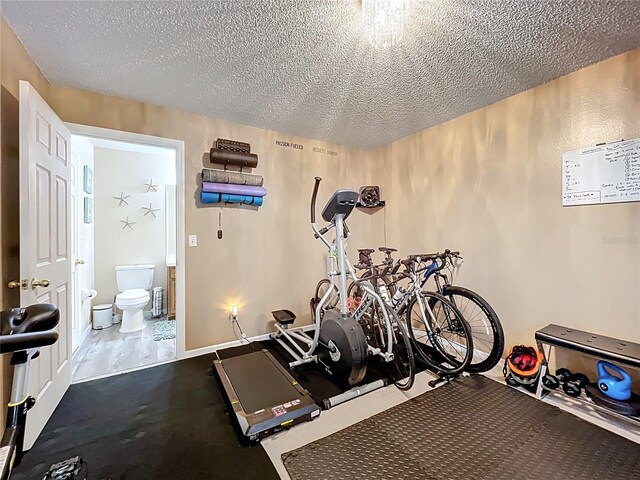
[[81, 288, 97, 302]]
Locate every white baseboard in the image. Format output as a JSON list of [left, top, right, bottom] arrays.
[[72, 323, 93, 359], [81, 322, 92, 344], [182, 324, 315, 359], [182, 332, 273, 359]]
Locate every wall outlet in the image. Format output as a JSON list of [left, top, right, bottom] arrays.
[[188, 234, 197, 247]]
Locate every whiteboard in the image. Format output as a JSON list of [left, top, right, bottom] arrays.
[[562, 138, 640, 206]]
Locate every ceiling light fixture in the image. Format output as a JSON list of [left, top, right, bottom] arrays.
[[361, 0, 408, 48]]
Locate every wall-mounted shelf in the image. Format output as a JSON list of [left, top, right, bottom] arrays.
[[356, 200, 385, 209]]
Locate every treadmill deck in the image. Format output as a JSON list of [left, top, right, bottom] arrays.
[[214, 349, 320, 441]]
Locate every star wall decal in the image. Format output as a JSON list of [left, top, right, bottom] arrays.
[[120, 217, 136, 230], [142, 203, 161, 217], [113, 192, 130, 206], [144, 179, 158, 192]]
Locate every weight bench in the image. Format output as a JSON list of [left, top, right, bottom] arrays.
[[534, 324, 640, 402]]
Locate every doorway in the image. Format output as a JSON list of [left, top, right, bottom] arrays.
[[67, 125, 186, 382]]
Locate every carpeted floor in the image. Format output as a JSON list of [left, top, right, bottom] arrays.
[[12, 355, 279, 480]]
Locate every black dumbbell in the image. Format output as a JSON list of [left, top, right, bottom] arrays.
[[572, 373, 590, 388], [541, 368, 569, 391], [555, 368, 589, 398], [555, 368, 572, 382], [541, 372, 560, 390]]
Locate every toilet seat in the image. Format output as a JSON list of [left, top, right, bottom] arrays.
[[116, 289, 149, 306]]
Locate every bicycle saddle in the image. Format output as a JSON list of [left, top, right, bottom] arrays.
[[1, 304, 60, 353], [354, 262, 372, 271], [357, 248, 375, 254], [378, 247, 397, 254]]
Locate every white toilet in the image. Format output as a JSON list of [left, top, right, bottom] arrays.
[[115, 264, 155, 333]]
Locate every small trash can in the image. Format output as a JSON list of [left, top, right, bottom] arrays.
[[92, 304, 113, 330]]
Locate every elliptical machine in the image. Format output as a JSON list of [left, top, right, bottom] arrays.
[[272, 177, 374, 390], [0, 304, 59, 480]]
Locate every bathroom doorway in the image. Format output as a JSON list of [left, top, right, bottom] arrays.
[[68, 126, 185, 383]]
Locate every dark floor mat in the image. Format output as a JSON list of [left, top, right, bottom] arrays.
[[281, 376, 640, 480], [12, 355, 279, 480]]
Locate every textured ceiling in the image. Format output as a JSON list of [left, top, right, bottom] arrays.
[[3, 1, 640, 149]]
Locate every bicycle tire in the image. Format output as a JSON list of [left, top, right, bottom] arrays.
[[366, 301, 415, 390], [441, 285, 504, 373], [406, 292, 473, 375], [383, 303, 415, 390]]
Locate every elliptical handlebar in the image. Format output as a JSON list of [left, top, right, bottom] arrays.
[[311, 176, 321, 225], [310, 177, 337, 248]]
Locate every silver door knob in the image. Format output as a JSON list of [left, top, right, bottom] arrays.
[[75, 259, 86, 265]]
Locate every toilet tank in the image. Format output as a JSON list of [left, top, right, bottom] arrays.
[[115, 264, 155, 291]]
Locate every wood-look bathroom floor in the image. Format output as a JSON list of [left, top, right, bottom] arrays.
[[72, 318, 176, 382]]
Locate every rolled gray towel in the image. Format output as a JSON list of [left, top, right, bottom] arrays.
[[202, 168, 264, 187]]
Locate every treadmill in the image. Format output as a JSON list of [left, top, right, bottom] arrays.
[[213, 349, 320, 441]]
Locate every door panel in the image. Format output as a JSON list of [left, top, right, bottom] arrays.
[[55, 133, 67, 165], [36, 165, 52, 266], [20, 81, 72, 450], [55, 284, 69, 371], [56, 176, 68, 260], [35, 112, 51, 152]]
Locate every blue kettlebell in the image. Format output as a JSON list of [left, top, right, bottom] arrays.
[[597, 361, 632, 401]]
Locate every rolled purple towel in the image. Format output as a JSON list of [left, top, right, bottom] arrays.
[[202, 181, 267, 197]]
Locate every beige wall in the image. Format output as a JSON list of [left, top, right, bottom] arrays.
[[0, 17, 374, 361], [46, 88, 374, 350], [2, 13, 639, 416], [93, 147, 175, 307], [370, 49, 640, 370]]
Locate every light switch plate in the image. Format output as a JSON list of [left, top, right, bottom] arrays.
[[188, 234, 197, 247]]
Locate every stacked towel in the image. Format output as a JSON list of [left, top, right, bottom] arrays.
[[202, 168, 264, 186], [210, 148, 258, 168], [215, 138, 250, 153], [202, 182, 266, 197], [201, 138, 266, 207], [201, 192, 263, 206]]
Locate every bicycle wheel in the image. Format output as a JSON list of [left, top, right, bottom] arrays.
[[441, 285, 504, 373], [369, 301, 415, 390], [406, 292, 473, 375], [313, 279, 339, 318]]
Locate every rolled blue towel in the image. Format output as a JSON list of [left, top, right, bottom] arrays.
[[200, 191, 264, 207]]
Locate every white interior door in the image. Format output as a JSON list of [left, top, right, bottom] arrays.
[[70, 146, 81, 353], [19, 81, 72, 449]]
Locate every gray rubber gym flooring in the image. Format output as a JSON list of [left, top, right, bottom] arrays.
[[282, 375, 640, 480]]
